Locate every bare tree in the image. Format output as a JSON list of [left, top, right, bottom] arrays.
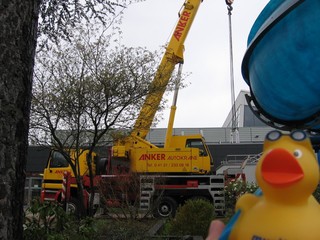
[[99, 173, 143, 219], [30, 24, 175, 216], [0, 0, 139, 238]]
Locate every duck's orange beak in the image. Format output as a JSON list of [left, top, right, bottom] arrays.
[[261, 148, 304, 187]]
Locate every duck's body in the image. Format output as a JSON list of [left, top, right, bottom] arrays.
[[231, 195, 320, 239], [229, 130, 320, 240]]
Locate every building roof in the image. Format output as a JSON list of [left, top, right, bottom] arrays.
[[146, 126, 274, 145]]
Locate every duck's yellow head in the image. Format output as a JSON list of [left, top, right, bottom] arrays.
[[256, 130, 319, 202]]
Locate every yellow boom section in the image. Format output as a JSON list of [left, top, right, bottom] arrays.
[[131, 0, 203, 139]]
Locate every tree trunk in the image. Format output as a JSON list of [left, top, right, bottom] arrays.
[[87, 152, 95, 217], [0, 1, 39, 239]]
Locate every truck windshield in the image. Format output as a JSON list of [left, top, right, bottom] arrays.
[[185, 139, 208, 156], [50, 151, 69, 168]]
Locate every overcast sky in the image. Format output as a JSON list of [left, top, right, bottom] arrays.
[[120, 0, 270, 128]]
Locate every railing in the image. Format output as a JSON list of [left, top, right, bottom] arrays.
[[219, 153, 262, 167]]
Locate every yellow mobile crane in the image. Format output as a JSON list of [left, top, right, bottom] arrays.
[[112, 0, 213, 175], [41, 0, 232, 217]]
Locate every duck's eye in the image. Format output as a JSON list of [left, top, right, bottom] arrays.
[[293, 149, 302, 158], [266, 130, 282, 141], [291, 130, 306, 141]]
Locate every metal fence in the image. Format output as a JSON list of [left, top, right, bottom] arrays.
[[24, 176, 42, 206]]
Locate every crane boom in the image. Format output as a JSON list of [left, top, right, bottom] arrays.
[[131, 0, 202, 139], [112, 0, 212, 175]]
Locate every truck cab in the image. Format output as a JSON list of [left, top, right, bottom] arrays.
[[41, 149, 97, 202]]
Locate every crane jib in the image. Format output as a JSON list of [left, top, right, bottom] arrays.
[[174, 10, 191, 41]]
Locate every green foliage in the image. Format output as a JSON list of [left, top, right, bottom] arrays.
[[96, 219, 154, 240], [224, 180, 320, 219], [224, 179, 258, 216], [163, 198, 216, 238], [24, 198, 69, 239], [313, 184, 320, 202], [38, 0, 130, 48], [24, 199, 98, 240]]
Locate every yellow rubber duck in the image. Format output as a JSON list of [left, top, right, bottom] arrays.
[[229, 130, 320, 240]]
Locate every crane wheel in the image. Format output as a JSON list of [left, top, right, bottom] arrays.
[[153, 196, 178, 218], [66, 197, 80, 217]]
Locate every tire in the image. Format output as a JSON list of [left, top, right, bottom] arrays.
[[66, 197, 80, 217], [153, 196, 178, 218]]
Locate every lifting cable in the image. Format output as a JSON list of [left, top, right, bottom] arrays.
[[225, 0, 239, 143]]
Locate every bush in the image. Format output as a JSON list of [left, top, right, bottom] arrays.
[[24, 199, 98, 240], [224, 179, 258, 217], [163, 198, 216, 238], [313, 184, 320, 202]]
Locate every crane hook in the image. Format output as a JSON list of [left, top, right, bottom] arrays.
[[225, 0, 233, 14], [225, 0, 234, 6]]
